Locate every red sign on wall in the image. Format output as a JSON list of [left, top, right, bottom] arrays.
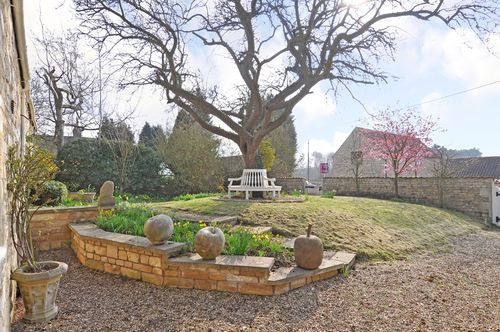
[[320, 163, 329, 174]]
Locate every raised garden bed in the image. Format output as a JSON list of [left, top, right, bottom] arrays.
[[69, 222, 355, 296], [96, 206, 294, 268]]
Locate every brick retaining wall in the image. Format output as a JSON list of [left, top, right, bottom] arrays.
[[323, 177, 493, 221], [30, 206, 107, 251], [70, 222, 355, 296]]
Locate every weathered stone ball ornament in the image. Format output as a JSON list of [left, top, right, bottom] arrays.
[[195, 226, 225, 260], [294, 223, 324, 269], [144, 214, 174, 245]]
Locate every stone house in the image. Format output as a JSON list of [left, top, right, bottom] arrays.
[[0, 0, 35, 330], [330, 127, 435, 178]]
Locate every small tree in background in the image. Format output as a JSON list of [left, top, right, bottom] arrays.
[[432, 145, 455, 208], [103, 123, 137, 192], [431, 145, 476, 208], [267, 115, 298, 177], [157, 110, 223, 195], [138, 122, 167, 149], [8, 141, 58, 271], [258, 138, 276, 172], [366, 108, 438, 197], [99, 117, 135, 142]]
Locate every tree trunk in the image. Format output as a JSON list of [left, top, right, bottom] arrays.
[[240, 141, 264, 198], [394, 174, 399, 198], [242, 143, 259, 168], [55, 119, 65, 154], [354, 166, 360, 194]]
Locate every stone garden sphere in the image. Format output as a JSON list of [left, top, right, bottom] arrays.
[[194, 226, 225, 260], [144, 214, 174, 245]]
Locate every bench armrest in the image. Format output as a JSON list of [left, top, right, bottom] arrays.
[[265, 177, 277, 186], [227, 177, 242, 186]]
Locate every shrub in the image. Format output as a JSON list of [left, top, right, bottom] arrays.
[[172, 193, 217, 201], [57, 138, 165, 195], [288, 189, 302, 197], [95, 206, 290, 263], [96, 206, 156, 236], [321, 191, 336, 198], [56, 139, 114, 191], [36, 180, 68, 206]]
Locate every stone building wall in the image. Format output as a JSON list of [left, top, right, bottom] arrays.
[[0, 1, 34, 330], [323, 177, 493, 221], [330, 127, 435, 178]]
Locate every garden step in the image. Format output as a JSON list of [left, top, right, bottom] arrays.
[[283, 238, 295, 249], [229, 226, 272, 235], [169, 253, 275, 271], [267, 251, 356, 284], [171, 211, 239, 225]]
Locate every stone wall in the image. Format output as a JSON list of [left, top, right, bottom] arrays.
[[276, 177, 306, 193], [30, 206, 103, 251], [0, 1, 33, 330], [70, 223, 355, 296], [323, 177, 493, 221]]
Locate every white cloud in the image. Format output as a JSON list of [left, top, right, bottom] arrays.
[[419, 28, 500, 92], [420, 92, 446, 116], [293, 85, 337, 128], [299, 131, 349, 158]]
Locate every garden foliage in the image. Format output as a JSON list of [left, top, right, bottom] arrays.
[[56, 138, 164, 194]]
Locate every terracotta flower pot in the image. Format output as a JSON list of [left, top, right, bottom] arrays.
[[11, 261, 68, 323]]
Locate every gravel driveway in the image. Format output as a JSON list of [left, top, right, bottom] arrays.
[[12, 230, 500, 332]]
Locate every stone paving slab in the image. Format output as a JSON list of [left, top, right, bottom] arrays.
[[230, 226, 272, 235], [267, 253, 352, 284], [331, 252, 356, 266], [169, 253, 275, 270], [171, 211, 239, 225]]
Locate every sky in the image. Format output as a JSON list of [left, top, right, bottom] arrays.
[[23, 1, 500, 161]]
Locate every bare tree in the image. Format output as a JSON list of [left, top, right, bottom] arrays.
[[431, 145, 475, 208], [32, 31, 97, 152], [74, 0, 499, 167], [349, 133, 364, 194], [104, 122, 137, 192], [32, 29, 133, 153]]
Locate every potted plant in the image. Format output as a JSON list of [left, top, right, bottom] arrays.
[[7, 142, 68, 323], [78, 185, 97, 203]]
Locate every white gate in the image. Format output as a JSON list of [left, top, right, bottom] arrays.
[[493, 181, 500, 227]]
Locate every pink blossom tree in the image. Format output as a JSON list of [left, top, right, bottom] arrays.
[[364, 108, 438, 197]]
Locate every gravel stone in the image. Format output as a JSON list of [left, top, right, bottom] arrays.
[[12, 231, 500, 331]]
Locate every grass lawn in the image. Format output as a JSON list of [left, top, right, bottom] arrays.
[[150, 196, 484, 260]]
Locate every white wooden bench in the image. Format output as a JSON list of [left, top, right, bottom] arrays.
[[228, 169, 282, 200]]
